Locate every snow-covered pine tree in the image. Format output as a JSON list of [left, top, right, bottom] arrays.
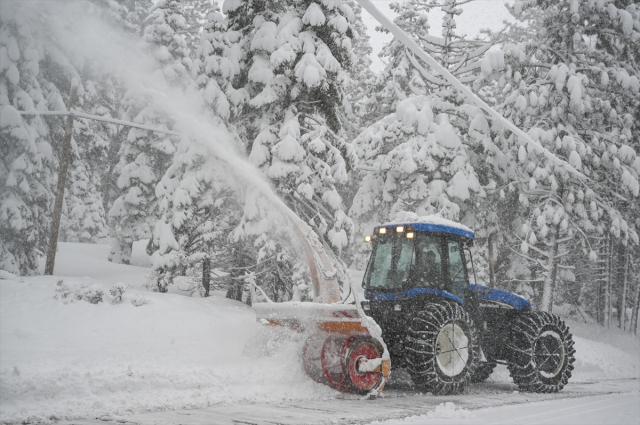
[[183, 0, 217, 53], [350, 0, 503, 272], [148, 8, 247, 294], [90, 0, 153, 37], [149, 135, 243, 294], [60, 153, 108, 243], [341, 0, 375, 139], [85, 0, 153, 217], [192, 7, 241, 122], [349, 96, 485, 266], [223, 0, 359, 299], [0, 3, 57, 275], [487, 0, 640, 313], [48, 67, 121, 246], [108, 0, 190, 264]]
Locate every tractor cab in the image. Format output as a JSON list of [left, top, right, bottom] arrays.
[[362, 218, 474, 306]]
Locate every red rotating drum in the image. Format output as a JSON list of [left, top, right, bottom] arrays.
[[302, 332, 385, 394]]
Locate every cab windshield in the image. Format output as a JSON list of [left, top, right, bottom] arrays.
[[363, 232, 469, 299]]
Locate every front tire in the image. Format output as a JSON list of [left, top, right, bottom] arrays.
[[406, 301, 479, 395], [506, 312, 575, 393]]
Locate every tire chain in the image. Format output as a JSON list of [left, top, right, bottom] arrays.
[[506, 311, 576, 393], [405, 301, 479, 395]]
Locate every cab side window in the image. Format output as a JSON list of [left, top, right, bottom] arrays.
[[411, 236, 443, 290], [448, 240, 467, 299]]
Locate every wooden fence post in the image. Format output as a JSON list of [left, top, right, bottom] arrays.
[[44, 82, 79, 275]]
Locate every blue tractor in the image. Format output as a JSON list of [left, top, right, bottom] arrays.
[[360, 217, 576, 395]]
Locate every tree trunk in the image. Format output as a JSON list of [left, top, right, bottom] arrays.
[[603, 233, 611, 328], [631, 258, 640, 335], [45, 83, 79, 275], [620, 245, 629, 329], [202, 258, 210, 298], [226, 245, 244, 301], [540, 223, 561, 313]]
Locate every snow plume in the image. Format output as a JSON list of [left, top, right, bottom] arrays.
[[18, 0, 307, 234]]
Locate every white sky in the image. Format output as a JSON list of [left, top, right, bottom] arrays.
[[364, 0, 517, 72]]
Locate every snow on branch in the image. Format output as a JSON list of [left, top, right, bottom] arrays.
[[18, 110, 180, 136], [356, 0, 587, 181]]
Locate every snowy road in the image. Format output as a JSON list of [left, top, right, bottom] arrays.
[[57, 378, 639, 425]]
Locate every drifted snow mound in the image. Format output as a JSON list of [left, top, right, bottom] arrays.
[[0, 277, 334, 424], [567, 319, 640, 382]]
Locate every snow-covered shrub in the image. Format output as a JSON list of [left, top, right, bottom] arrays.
[[130, 294, 151, 307], [54, 280, 105, 304], [81, 284, 105, 304], [54, 280, 76, 301], [109, 283, 128, 304]]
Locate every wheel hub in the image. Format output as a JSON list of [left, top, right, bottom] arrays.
[[435, 323, 469, 377], [535, 330, 566, 379]]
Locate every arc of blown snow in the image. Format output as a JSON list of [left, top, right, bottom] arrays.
[[355, 0, 587, 181]]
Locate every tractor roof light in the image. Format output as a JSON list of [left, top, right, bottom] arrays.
[[378, 227, 387, 234], [364, 235, 372, 242], [406, 232, 414, 239], [396, 226, 404, 233]]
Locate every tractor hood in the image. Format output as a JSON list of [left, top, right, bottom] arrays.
[[470, 284, 531, 311]]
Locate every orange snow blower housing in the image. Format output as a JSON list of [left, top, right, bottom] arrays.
[[251, 223, 391, 397]]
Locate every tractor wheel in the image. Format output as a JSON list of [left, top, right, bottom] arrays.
[[406, 301, 479, 395], [470, 361, 497, 383], [506, 312, 575, 393]]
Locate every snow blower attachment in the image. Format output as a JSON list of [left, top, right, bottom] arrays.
[[251, 223, 391, 397]]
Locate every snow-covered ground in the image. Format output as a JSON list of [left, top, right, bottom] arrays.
[[368, 393, 640, 425], [1, 242, 639, 424]]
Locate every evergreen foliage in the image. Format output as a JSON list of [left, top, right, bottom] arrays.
[[486, 0, 640, 312], [0, 3, 56, 274], [108, 0, 189, 264]]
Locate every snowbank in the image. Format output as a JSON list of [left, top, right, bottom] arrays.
[[0, 251, 335, 423]]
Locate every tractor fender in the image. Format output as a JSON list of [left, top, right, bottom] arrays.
[[470, 285, 531, 311]]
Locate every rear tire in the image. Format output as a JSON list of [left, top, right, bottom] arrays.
[[470, 361, 497, 383], [406, 301, 479, 395], [506, 312, 575, 393]]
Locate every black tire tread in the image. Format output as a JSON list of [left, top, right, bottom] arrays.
[[405, 301, 479, 395], [506, 312, 575, 393]]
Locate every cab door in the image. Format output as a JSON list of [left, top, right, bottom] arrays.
[[445, 239, 468, 301]]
